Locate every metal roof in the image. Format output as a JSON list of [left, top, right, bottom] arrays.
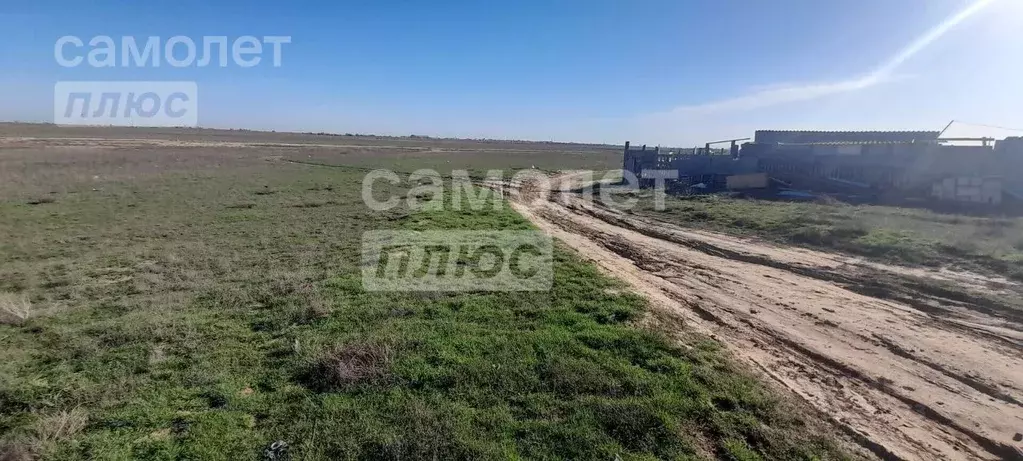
[[774, 140, 929, 146], [755, 130, 941, 145]]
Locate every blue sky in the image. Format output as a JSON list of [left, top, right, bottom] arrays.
[[1, 0, 1020, 145]]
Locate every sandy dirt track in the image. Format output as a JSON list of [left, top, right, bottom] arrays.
[[504, 174, 1023, 460]]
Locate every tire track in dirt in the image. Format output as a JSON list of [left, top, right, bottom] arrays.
[[567, 200, 1023, 336], [503, 176, 1023, 461]]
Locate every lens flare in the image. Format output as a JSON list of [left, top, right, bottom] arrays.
[[870, 0, 1000, 79]]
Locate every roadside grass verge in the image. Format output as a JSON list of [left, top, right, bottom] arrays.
[[1, 150, 847, 460]]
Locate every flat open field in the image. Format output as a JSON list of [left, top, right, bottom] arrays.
[[5, 124, 1023, 460], [0, 125, 853, 460]]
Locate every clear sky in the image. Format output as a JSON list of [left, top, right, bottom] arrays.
[[1, 0, 1020, 145]]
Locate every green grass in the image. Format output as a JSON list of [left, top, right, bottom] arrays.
[[1, 146, 847, 460], [617, 192, 1023, 281]]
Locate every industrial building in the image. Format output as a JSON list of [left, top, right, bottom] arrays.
[[623, 129, 1023, 206]]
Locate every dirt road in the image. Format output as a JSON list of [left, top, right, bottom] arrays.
[[507, 174, 1023, 460]]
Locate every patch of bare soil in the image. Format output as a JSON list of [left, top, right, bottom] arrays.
[[505, 174, 1023, 461]]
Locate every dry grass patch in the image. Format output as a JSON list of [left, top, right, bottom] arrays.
[[0, 292, 31, 325], [0, 442, 33, 461], [1, 408, 91, 459], [307, 341, 394, 391], [34, 408, 89, 446]]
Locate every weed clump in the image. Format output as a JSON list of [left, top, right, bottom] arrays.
[[0, 292, 31, 326], [306, 341, 394, 391], [34, 409, 88, 447]]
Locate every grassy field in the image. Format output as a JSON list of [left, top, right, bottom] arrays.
[[0, 135, 847, 460], [615, 191, 1023, 282]]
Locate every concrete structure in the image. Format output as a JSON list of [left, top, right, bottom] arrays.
[[931, 177, 1002, 205], [622, 141, 758, 190], [742, 131, 1008, 200], [623, 129, 1023, 205]]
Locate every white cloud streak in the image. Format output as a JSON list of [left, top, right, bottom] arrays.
[[665, 0, 999, 115]]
